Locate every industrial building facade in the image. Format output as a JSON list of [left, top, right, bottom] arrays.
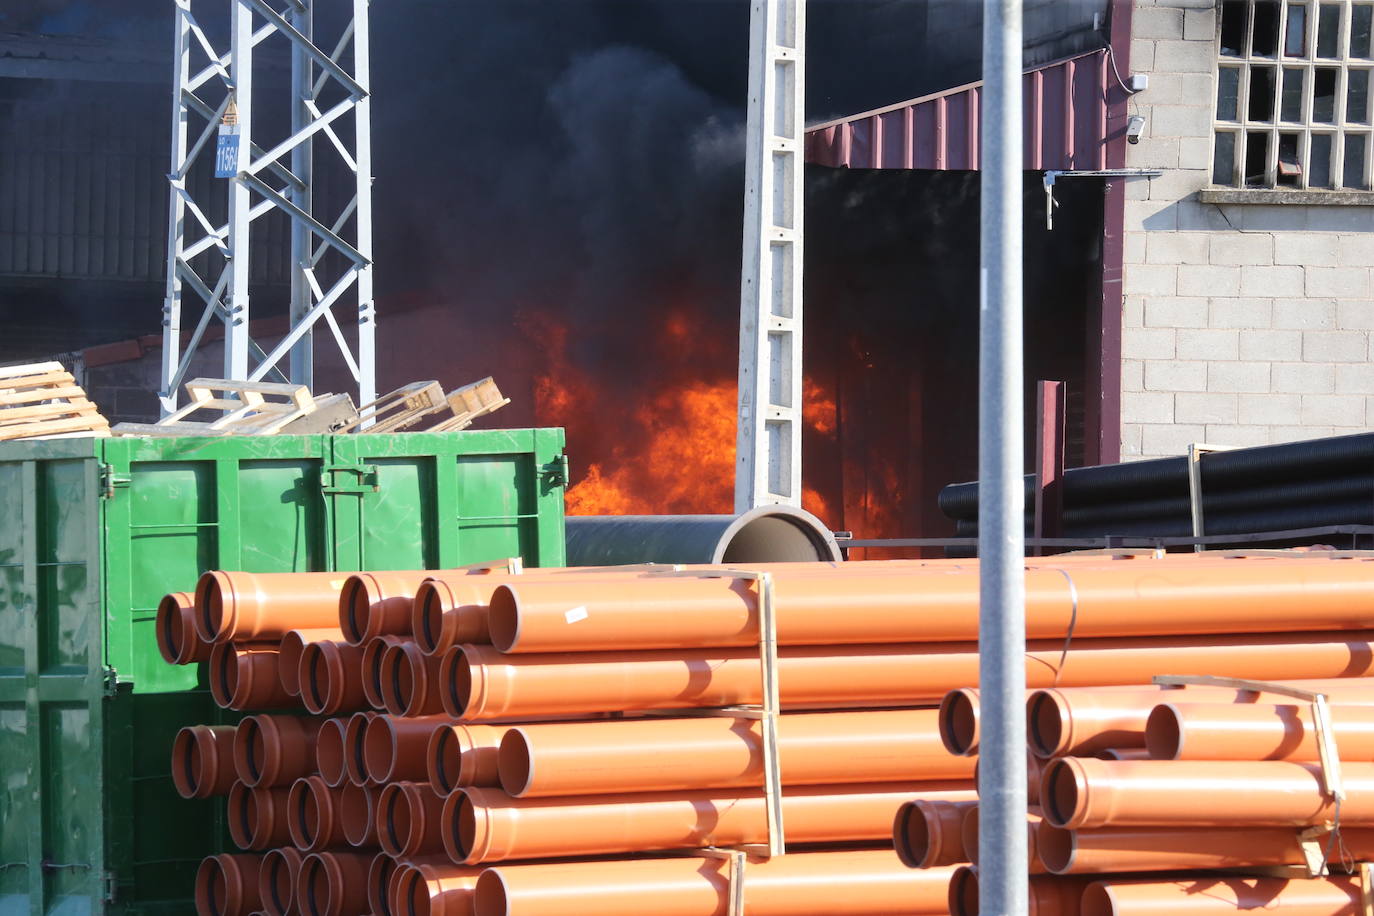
[[1120, 0, 1374, 459]]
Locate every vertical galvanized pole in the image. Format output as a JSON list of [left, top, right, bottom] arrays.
[[977, 0, 1027, 913], [225, 0, 254, 380], [161, 1, 191, 412], [353, 0, 377, 408], [735, 0, 805, 512], [289, 0, 315, 388]]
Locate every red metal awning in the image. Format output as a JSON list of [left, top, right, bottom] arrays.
[[805, 49, 1112, 172]]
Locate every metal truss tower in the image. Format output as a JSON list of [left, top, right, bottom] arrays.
[[735, 0, 805, 512], [162, 0, 375, 412]]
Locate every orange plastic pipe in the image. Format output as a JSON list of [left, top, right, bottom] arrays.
[[1027, 679, 1374, 759], [486, 557, 1374, 653], [497, 708, 972, 797], [362, 635, 408, 711], [1147, 701, 1374, 761], [299, 640, 369, 716], [296, 851, 371, 916], [895, 798, 975, 868], [367, 851, 399, 916], [961, 805, 1047, 874], [339, 571, 438, 645], [209, 642, 293, 711], [428, 723, 506, 794], [1080, 875, 1362, 916], [258, 846, 303, 916], [940, 688, 982, 755], [344, 711, 380, 787], [365, 714, 450, 784], [391, 860, 482, 916], [377, 781, 447, 858], [288, 775, 349, 853], [1042, 757, 1374, 828], [413, 578, 494, 654], [445, 632, 1374, 720], [195, 853, 263, 916], [196, 570, 349, 644], [340, 781, 379, 848], [472, 851, 957, 916], [383, 854, 453, 916], [232, 714, 322, 788], [157, 591, 211, 666], [172, 724, 238, 799], [1037, 821, 1374, 874], [948, 866, 1091, 916], [379, 641, 444, 716], [443, 782, 973, 864], [314, 716, 349, 788], [226, 782, 292, 851], [277, 627, 344, 697]]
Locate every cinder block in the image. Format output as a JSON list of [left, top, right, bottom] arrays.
[[1178, 265, 1240, 297], [1209, 297, 1272, 329], [1273, 298, 1336, 330], [1121, 358, 1145, 392], [1337, 300, 1374, 330], [1120, 423, 1144, 457], [1203, 424, 1272, 447], [1145, 359, 1207, 391], [1131, 39, 1157, 73], [1122, 328, 1176, 359], [1141, 422, 1208, 456], [1145, 297, 1208, 328], [1239, 206, 1309, 231], [1335, 363, 1374, 395], [1182, 7, 1216, 40], [1209, 233, 1273, 266], [1272, 425, 1335, 442], [1207, 361, 1271, 393], [1238, 329, 1302, 361], [1177, 328, 1239, 360], [1125, 198, 1179, 231], [1273, 233, 1339, 267], [1125, 264, 1179, 297], [1124, 233, 1147, 265], [1134, 6, 1186, 39], [1148, 105, 1214, 140], [1238, 266, 1305, 298], [1147, 170, 1207, 201], [1123, 296, 1145, 328], [1239, 393, 1301, 425], [1177, 136, 1212, 170], [1177, 201, 1233, 230], [1272, 361, 1336, 393], [1153, 39, 1217, 74], [1175, 392, 1238, 423], [1309, 207, 1374, 231], [1338, 234, 1374, 266], [1301, 394, 1367, 426], [1123, 391, 1175, 424], [1302, 330, 1368, 362], [1146, 232, 1209, 265], [1306, 267, 1372, 299], [1127, 137, 1181, 170]]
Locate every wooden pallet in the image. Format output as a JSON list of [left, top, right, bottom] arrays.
[[113, 378, 321, 437], [0, 361, 110, 441], [426, 377, 510, 432], [337, 380, 448, 434]]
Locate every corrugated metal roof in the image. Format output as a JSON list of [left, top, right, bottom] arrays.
[[805, 49, 1111, 171]]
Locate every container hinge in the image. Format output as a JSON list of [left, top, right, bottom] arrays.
[[105, 870, 118, 903], [542, 454, 570, 488], [102, 666, 121, 696], [320, 464, 379, 494], [98, 464, 131, 500]]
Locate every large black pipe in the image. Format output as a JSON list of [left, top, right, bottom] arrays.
[[939, 432, 1374, 520], [565, 506, 843, 566]]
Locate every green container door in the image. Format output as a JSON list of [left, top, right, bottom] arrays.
[[0, 429, 566, 914], [0, 439, 107, 914]]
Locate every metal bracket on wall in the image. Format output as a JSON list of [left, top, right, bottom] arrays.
[[541, 455, 570, 489], [1043, 169, 1162, 229]]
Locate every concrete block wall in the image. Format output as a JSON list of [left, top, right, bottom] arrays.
[[1121, 0, 1374, 459]]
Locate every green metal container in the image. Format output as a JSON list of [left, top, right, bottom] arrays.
[[0, 429, 566, 914]]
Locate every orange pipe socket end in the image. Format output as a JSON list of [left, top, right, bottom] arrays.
[[258, 846, 303, 916], [298, 640, 369, 716], [377, 781, 447, 858], [391, 860, 481, 916], [226, 782, 292, 851], [172, 724, 238, 799], [158, 591, 211, 666], [339, 571, 435, 646], [413, 578, 492, 654], [277, 627, 344, 697], [209, 643, 293, 711], [232, 715, 322, 788], [895, 799, 975, 869], [195, 853, 263, 916], [196, 570, 351, 645], [429, 723, 505, 794], [287, 775, 350, 853], [365, 714, 449, 784], [296, 851, 371, 916], [378, 641, 444, 717]]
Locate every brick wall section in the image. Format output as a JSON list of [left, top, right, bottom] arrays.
[[1121, 0, 1374, 459]]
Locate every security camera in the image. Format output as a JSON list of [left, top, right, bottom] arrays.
[[1126, 115, 1146, 144]]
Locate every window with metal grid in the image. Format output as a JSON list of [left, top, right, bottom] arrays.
[[1212, 0, 1374, 189]]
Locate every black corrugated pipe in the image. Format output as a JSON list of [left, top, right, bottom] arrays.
[[939, 432, 1374, 521], [565, 506, 843, 566]]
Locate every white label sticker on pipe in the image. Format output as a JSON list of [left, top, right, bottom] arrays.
[[564, 606, 588, 624]]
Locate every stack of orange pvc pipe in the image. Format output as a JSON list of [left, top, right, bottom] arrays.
[[161, 552, 1374, 915], [918, 663, 1374, 913]]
